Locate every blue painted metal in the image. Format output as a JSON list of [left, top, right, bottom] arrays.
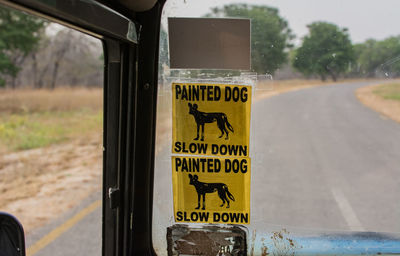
[[254, 231, 400, 255], [297, 233, 400, 255]]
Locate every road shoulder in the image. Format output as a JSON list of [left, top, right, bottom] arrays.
[[356, 82, 400, 123]]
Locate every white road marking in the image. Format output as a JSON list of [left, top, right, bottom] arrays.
[[331, 188, 365, 231]]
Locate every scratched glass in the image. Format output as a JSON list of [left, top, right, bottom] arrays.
[[153, 0, 400, 255]]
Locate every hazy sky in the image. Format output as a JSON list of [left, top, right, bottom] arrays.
[[163, 0, 400, 44]]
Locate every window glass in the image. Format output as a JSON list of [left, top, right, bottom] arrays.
[[0, 5, 103, 255], [154, 0, 400, 255]]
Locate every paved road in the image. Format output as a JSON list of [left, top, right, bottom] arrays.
[[251, 81, 400, 233], [28, 81, 400, 255], [26, 191, 102, 256]]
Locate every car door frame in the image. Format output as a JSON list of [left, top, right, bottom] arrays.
[[0, 0, 165, 255]]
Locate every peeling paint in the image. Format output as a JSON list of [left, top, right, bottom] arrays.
[[167, 224, 247, 255], [250, 229, 400, 255]]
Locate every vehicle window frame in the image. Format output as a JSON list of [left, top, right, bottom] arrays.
[[0, 0, 165, 255]]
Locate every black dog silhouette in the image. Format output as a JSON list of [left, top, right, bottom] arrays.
[[188, 103, 234, 141], [188, 174, 235, 210]]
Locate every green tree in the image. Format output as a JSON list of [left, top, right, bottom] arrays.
[[355, 36, 400, 77], [0, 6, 46, 87], [293, 22, 354, 81], [208, 4, 294, 74]]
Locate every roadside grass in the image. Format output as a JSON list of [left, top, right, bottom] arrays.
[[373, 82, 400, 101], [0, 87, 102, 114], [0, 110, 102, 151], [0, 88, 103, 153], [255, 78, 375, 100], [356, 80, 400, 124]]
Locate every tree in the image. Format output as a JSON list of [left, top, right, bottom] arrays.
[[13, 26, 103, 88], [49, 30, 73, 89], [0, 6, 46, 87], [293, 22, 354, 81], [355, 36, 400, 78], [52, 29, 103, 88], [208, 4, 294, 74]]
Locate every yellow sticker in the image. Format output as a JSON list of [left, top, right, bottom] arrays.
[[172, 156, 250, 224], [172, 83, 252, 157]]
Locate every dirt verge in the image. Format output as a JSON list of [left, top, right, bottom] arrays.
[[356, 83, 400, 123], [0, 133, 102, 233]]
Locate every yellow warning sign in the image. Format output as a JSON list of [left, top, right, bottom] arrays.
[[172, 156, 250, 224], [172, 83, 252, 157]]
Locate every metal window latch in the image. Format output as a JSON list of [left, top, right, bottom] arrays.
[[108, 187, 120, 209]]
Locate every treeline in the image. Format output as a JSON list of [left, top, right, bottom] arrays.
[[201, 4, 400, 81], [0, 6, 103, 89], [353, 37, 400, 78], [292, 22, 400, 81], [2, 4, 400, 88]]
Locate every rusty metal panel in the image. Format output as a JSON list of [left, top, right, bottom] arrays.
[[167, 224, 247, 255]]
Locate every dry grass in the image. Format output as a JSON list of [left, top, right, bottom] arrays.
[[373, 82, 400, 101], [0, 87, 102, 114], [0, 88, 103, 153], [356, 81, 400, 123]]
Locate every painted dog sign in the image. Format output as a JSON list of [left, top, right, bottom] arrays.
[[171, 82, 252, 225], [172, 156, 251, 224], [172, 83, 251, 156]]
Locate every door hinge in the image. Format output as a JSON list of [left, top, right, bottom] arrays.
[[108, 187, 120, 209]]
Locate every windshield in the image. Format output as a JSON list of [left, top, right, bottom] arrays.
[[153, 0, 400, 255]]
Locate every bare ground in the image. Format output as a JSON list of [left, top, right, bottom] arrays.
[[0, 131, 102, 233], [356, 83, 400, 123]]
